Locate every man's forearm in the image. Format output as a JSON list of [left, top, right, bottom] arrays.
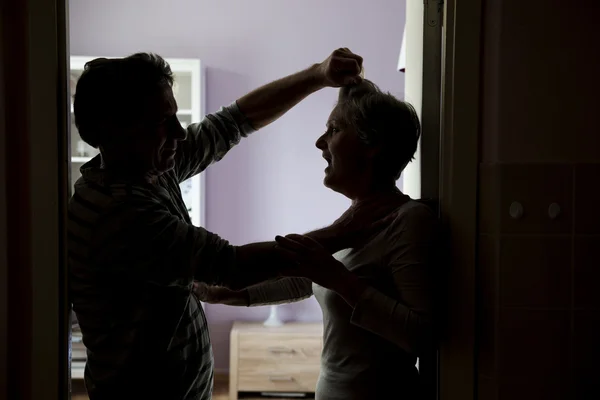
[[224, 227, 345, 291], [236, 64, 325, 130], [194, 283, 251, 306], [224, 242, 291, 291]]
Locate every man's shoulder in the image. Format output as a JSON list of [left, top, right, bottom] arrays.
[[68, 176, 165, 222]]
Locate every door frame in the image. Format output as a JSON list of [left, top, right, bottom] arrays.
[[410, 1, 482, 398], [0, 0, 484, 398], [1, 0, 71, 399], [437, 0, 482, 399]]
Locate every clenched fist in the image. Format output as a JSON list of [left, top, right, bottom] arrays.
[[315, 48, 364, 88]]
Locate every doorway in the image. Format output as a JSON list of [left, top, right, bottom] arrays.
[[0, 0, 482, 399]]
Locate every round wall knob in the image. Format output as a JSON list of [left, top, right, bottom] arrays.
[[548, 203, 561, 219], [509, 202, 524, 219]]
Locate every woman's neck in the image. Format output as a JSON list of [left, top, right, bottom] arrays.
[[351, 184, 405, 206]]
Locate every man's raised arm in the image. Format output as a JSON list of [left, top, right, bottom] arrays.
[[174, 48, 364, 181]]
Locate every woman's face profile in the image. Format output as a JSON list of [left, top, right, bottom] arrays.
[[315, 106, 374, 197]]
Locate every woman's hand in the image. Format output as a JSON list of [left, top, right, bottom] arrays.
[[192, 282, 249, 306], [274, 234, 368, 307]]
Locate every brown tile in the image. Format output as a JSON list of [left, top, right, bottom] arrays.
[[478, 235, 499, 310], [479, 164, 501, 234], [498, 164, 573, 234], [574, 311, 600, 399], [477, 235, 499, 378], [478, 375, 498, 400], [574, 164, 600, 235], [499, 236, 571, 308], [496, 5, 599, 164], [498, 309, 570, 381], [498, 377, 572, 400], [477, 306, 496, 378], [574, 237, 600, 309]]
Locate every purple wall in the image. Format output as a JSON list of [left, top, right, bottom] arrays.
[[69, 0, 406, 371]]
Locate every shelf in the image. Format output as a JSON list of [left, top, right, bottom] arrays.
[[71, 156, 93, 163], [70, 105, 193, 116], [68, 55, 205, 228], [72, 361, 85, 379]]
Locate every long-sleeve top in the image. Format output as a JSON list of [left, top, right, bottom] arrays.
[[68, 102, 254, 400], [247, 200, 439, 400]]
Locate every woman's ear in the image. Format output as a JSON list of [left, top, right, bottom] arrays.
[[366, 145, 383, 160]]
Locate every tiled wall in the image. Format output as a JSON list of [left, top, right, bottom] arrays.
[[478, 164, 600, 399], [476, 2, 599, 399]]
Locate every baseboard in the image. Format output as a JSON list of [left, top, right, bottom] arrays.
[[214, 368, 229, 384]]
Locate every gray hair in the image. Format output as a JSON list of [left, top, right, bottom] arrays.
[[336, 80, 421, 181]]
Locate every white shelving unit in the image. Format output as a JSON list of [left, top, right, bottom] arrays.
[[69, 55, 206, 380], [69, 55, 206, 227]]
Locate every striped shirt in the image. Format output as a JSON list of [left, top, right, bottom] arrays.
[[68, 102, 255, 400]]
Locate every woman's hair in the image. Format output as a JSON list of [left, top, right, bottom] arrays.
[[336, 80, 421, 182], [73, 53, 174, 148]]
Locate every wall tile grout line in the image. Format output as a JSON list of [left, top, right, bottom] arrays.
[[570, 164, 576, 396]]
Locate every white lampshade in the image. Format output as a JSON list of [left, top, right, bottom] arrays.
[[398, 26, 406, 72]]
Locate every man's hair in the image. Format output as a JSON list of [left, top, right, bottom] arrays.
[[336, 80, 421, 181], [73, 53, 174, 148]]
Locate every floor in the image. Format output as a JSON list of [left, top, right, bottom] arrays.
[[72, 375, 289, 400], [72, 384, 231, 399], [72, 380, 231, 400]]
